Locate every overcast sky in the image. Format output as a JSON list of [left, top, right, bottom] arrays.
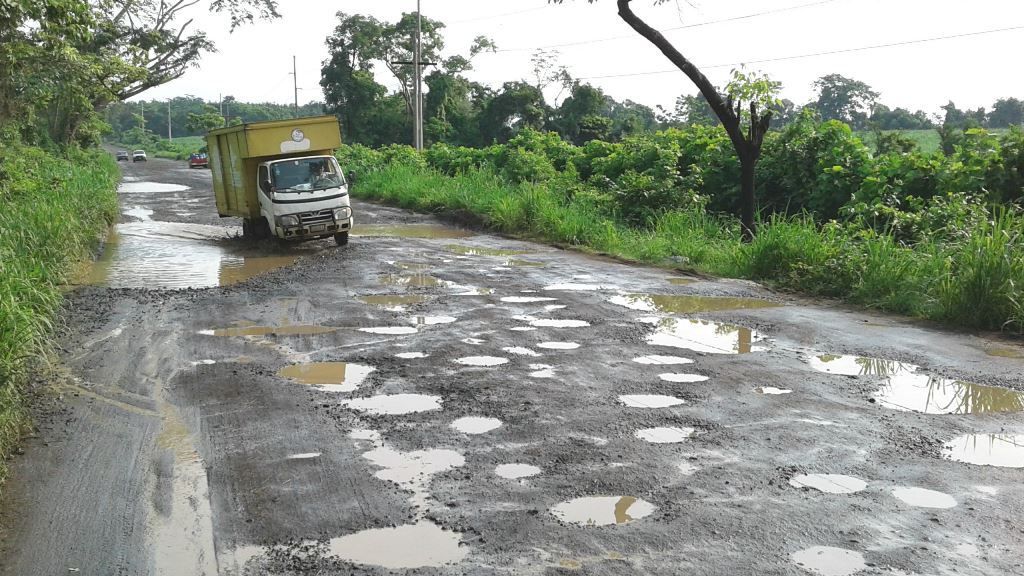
[[136, 0, 1024, 117]]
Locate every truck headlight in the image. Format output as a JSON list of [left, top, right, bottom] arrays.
[[277, 215, 299, 228], [333, 207, 351, 221]]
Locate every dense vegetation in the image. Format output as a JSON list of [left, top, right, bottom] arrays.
[[339, 120, 1024, 334], [0, 144, 119, 482]]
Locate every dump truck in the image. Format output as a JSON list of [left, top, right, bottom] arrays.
[[206, 116, 353, 245]]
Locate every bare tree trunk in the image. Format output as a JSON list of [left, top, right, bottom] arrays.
[[740, 155, 756, 241]]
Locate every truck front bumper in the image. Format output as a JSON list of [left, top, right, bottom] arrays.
[[278, 216, 352, 240]]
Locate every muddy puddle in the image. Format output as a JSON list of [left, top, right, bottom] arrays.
[[537, 342, 580, 350], [551, 496, 656, 526], [543, 283, 617, 291], [643, 318, 766, 354], [791, 546, 866, 576], [446, 244, 534, 257], [278, 362, 374, 392], [495, 464, 541, 479], [363, 445, 465, 485], [610, 294, 780, 314], [118, 181, 190, 193], [619, 395, 686, 408], [529, 364, 556, 378], [411, 316, 457, 325], [359, 295, 427, 310], [85, 221, 308, 289], [985, 347, 1024, 359], [808, 354, 916, 377], [500, 296, 558, 304], [756, 387, 793, 395], [203, 325, 337, 337], [504, 258, 545, 267], [667, 277, 695, 285], [891, 487, 957, 508], [395, 352, 429, 359], [451, 417, 502, 434], [789, 474, 867, 494], [635, 427, 694, 443], [353, 224, 476, 239], [503, 347, 541, 357], [328, 523, 468, 569], [872, 373, 1024, 414], [942, 433, 1024, 468], [342, 394, 441, 415], [380, 273, 443, 288], [527, 318, 590, 328]]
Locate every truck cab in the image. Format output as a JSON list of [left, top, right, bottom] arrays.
[[256, 155, 353, 243]]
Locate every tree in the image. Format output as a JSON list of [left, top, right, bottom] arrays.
[[479, 81, 547, 144], [556, 83, 607, 144], [671, 94, 718, 126], [988, 98, 1023, 128], [186, 109, 225, 133], [811, 74, 879, 130], [558, 0, 776, 239]]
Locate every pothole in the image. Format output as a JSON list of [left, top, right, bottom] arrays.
[[328, 523, 468, 569], [500, 296, 558, 303], [873, 373, 1024, 414], [202, 325, 337, 337], [543, 283, 617, 291], [807, 354, 916, 377], [395, 352, 429, 359], [537, 342, 580, 350], [411, 316, 457, 325], [789, 474, 867, 494], [610, 294, 780, 314], [642, 318, 766, 354], [342, 394, 441, 415], [659, 373, 708, 383], [454, 356, 508, 367], [791, 546, 866, 576], [891, 487, 957, 508], [451, 417, 502, 435], [502, 347, 541, 357], [359, 326, 418, 335], [667, 278, 695, 285], [446, 244, 534, 256], [352, 224, 476, 239], [619, 395, 685, 408], [635, 427, 694, 443], [495, 464, 541, 479], [756, 387, 793, 395], [278, 362, 374, 392], [551, 496, 656, 526], [632, 355, 693, 365], [942, 433, 1024, 468], [529, 319, 590, 328], [286, 453, 321, 460], [118, 181, 190, 193], [359, 295, 427, 310], [529, 364, 555, 378], [380, 274, 443, 288]]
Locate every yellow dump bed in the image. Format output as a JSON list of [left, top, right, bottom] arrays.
[[206, 116, 342, 218]]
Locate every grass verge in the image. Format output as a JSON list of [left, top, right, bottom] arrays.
[[0, 143, 119, 487], [354, 164, 1024, 334]]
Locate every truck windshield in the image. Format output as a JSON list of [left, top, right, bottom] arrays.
[[270, 157, 345, 192]]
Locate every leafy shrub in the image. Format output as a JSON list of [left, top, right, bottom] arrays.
[[335, 143, 384, 176], [495, 146, 557, 183], [379, 144, 426, 169]]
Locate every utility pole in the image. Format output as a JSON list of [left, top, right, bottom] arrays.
[[293, 55, 299, 117], [167, 100, 172, 140], [219, 93, 223, 118], [413, 0, 423, 150]]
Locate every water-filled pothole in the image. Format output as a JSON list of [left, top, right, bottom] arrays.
[[610, 294, 780, 314], [632, 355, 693, 365], [543, 283, 617, 291], [500, 296, 558, 303], [454, 356, 509, 367], [551, 496, 656, 526], [502, 347, 541, 357], [203, 325, 337, 337], [891, 487, 957, 508], [359, 326, 418, 335], [619, 395, 685, 408], [411, 316, 457, 325], [791, 546, 866, 576], [342, 394, 441, 415], [643, 318, 766, 354], [328, 523, 468, 569], [789, 474, 867, 494], [278, 362, 374, 392], [529, 319, 590, 328], [756, 387, 793, 395], [495, 464, 541, 479], [537, 342, 580, 350], [808, 354, 916, 376], [873, 373, 1024, 414], [352, 224, 475, 239], [635, 427, 694, 443], [363, 445, 465, 485], [451, 417, 502, 434], [667, 278, 695, 285], [395, 352, 429, 359], [529, 364, 555, 378], [659, 373, 708, 383], [359, 295, 427, 310], [379, 274, 443, 288], [986, 347, 1024, 359], [942, 433, 1024, 467], [446, 244, 534, 256], [118, 181, 190, 193]]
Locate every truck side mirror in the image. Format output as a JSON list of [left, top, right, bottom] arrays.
[[346, 171, 356, 184], [260, 179, 272, 194]]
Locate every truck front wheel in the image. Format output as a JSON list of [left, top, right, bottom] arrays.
[[334, 232, 349, 246]]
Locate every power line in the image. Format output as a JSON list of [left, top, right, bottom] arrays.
[[495, 0, 844, 53], [575, 24, 1024, 80]]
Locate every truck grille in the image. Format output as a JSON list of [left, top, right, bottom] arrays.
[[299, 209, 334, 226]]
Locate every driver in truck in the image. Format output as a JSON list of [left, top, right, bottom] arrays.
[[310, 160, 342, 189]]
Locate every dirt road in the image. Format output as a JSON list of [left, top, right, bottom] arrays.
[[1, 155, 1023, 575]]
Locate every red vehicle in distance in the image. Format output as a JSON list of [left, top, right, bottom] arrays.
[[188, 152, 209, 169]]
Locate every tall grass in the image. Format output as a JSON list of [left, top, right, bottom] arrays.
[[0, 143, 119, 484], [355, 163, 1024, 335]]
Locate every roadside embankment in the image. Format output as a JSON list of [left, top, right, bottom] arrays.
[[0, 143, 119, 485], [349, 161, 1024, 336]]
